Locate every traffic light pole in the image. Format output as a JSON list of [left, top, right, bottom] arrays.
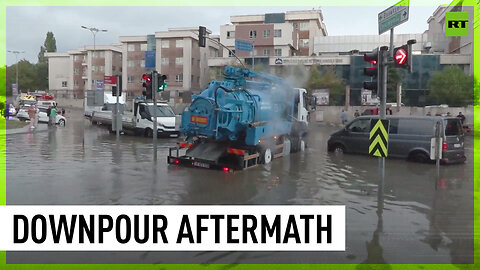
[[116, 78, 120, 139], [152, 71, 158, 162]]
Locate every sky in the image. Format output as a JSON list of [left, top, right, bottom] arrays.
[[6, 4, 441, 66]]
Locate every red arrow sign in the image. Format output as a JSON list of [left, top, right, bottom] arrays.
[[395, 48, 407, 65]]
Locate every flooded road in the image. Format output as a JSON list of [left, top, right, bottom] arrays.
[[5, 113, 475, 264]]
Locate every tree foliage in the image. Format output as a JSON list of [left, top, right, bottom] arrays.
[[306, 65, 346, 105], [386, 67, 403, 102], [427, 66, 474, 106]]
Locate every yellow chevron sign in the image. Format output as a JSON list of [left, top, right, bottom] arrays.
[[369, 119, 390, 157]]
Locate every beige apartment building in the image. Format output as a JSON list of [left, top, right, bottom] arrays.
[[219, 10, 328, 59], [120, 27, 219, 100], [45, 45, 122, 98]]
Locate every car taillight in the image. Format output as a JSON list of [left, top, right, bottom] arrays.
[[442, 141, 448, 151], [223, 167, 230, 173], [174, 159, 180, 165]]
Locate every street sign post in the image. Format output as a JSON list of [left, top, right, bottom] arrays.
[[378, 0, 410, 34], [96, 80, 104, 91], [235, 40, 253, 52]]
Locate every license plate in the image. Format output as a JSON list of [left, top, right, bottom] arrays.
[[454, 143, 461, 148], [192, 161, 210, 168]]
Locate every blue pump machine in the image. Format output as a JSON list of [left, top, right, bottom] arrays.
[[169, 66, 309, 171], [181, 66, 298, 146]]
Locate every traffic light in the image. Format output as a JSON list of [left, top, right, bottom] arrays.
[[393, 45, 408, 68], [198, 26, 206, 48], [112, 75, 122, 96], [363, 48, 380, 95], [393, 39, 416, 72], [157, 74, 167, 92], [142, 73, 153, 99]]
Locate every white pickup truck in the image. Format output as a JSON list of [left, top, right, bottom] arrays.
[[91, 99, 179, 137]]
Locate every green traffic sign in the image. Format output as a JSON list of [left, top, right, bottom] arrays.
[[378, 0, 409, 34]]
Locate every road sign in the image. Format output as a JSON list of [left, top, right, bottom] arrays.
[[104, 75, 117, 85], [378, 0, 410, 34], [96, 80, 104, 91], [145, 51, 156, 68], [235, 40, 253, 52], [369, 119, 390, 157], [11, 84, 18, 95]]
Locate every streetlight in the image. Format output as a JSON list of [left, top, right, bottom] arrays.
[[7, 50, 25, 93], [81, 25, 107, 90]]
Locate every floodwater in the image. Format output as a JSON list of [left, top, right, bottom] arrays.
[[5, 113, 475, 264]]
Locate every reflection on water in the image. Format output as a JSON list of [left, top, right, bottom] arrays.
[[5, 115, 475, 264]]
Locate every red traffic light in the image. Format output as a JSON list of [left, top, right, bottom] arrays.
[[142, 74, 152, 82], [394, 48, 407, 65]]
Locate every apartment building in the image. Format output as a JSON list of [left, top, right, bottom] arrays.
[[45, 45, 122, 97], [219, 9, 328, 60], [120, 27, 219, 99]]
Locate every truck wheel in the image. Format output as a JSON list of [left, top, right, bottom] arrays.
[[261, 148, 272, 164], [144, 128, 153, 137]]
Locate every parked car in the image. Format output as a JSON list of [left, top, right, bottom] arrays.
[[327, 116, 465, 164], [16, 106, 66, 126]]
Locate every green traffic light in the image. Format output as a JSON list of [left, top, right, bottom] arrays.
[[158, 83, 168, 92]]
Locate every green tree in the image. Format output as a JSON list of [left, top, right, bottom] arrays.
[[386, 67, 403, 102], [44, 32, 57, 53], [427, 66, 474, 106], [307, 65, 346, 105]]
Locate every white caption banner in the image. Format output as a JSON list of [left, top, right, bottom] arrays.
[[0, 205, 345, 251]]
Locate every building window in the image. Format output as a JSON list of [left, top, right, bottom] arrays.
[[249, 30, 257, 38], [274, 29, 282, 37], [227, 31, 235, 39], [274, 48, 282, 56], [176, 40, 183, 48], [112, 66, 116, 71], [127, 44, 135, 51], [127, 75, 134, 83], [263, 30, 270, 38], [263, 49, 270, 56], [140, 43, 147, 51], [98, 66, 104, 72], [175, 57, 183, 65], [161, 57, 169, 65], [127, 60, 135, 67], [299, 22, 309, 30], [140, 60, 145, 68], [74, 68, 80, 75], [161, 40, 169, 48], [175, 74, 183, 83], [61, 81, 67, 87], [228, 49, 236, 57], [293, 22, 298, 30], [299, 39, 309, 48], [74, 80, 78, 87]]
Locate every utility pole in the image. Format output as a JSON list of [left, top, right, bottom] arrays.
[[152, 71, 158, 162], [81, 26, 107, 90]]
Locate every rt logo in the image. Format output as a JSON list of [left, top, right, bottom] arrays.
[[445, 12, 469, 36]]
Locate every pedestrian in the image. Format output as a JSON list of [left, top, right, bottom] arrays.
[[354, 110, 360, 118], [457, 112, 466, 124], [61, 108, 65, 116], [446, 112, 451, 116], [28, 104, 37, 129], [49, 106, 57, 126], [341, 110, 348, 125]]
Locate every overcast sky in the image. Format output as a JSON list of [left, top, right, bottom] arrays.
[[6, 5, 440, 66]]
